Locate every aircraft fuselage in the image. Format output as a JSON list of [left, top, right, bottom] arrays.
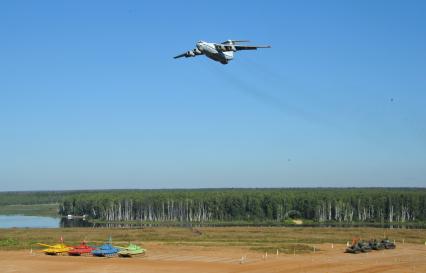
[[196, 41, 234, 64]]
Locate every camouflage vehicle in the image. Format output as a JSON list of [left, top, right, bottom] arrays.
[[381, 239, 396, 249], [357, 241, 372, 252], [369, 240, 385, 250], [345, 244, 361, 254], [345, 239, 362, 254]]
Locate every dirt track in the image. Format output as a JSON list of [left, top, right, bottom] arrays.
[[1, 243, 425, 273]]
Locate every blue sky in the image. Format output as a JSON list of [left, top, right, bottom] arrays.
[[0, 1, 425, 190]]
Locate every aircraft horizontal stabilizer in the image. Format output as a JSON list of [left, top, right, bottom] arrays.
[[222, 40, 251, 44]]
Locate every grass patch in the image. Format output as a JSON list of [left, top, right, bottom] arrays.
[[0, 227, 425, 251], [0, 238, 18, 248]]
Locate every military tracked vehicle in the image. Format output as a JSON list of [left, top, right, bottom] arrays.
[[36, 237, 72, 255], [68, 241, 96, 256], [118, 243, 146, 257], [381, 239, 396, 249]]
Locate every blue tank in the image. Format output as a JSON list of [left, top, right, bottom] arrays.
[[91, 243, 119, 257]]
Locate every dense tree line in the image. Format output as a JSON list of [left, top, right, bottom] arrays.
[[59, 188, 426, 223], [0, 191, 74, 205], [0, 190, 127, 206]]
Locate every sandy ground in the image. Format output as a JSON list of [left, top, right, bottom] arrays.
[[1, 243, 425, 273]]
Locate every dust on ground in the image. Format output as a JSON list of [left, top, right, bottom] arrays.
[[1, 243, 425, 273]]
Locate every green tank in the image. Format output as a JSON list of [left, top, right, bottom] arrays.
[[118, 243, 146, 257]]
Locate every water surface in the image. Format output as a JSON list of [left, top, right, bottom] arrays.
[[0, 215, 60, 228]]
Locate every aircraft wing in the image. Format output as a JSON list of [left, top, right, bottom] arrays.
[[174, 49, 203, 59], [214, 44, 271, 52], [234, 45, 271, 50], [174, 52, 187, 59]]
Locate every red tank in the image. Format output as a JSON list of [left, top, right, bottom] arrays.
[[68, 241, 96, 256]]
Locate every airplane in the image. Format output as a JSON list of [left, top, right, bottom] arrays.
[[174, 40, 271, 64]]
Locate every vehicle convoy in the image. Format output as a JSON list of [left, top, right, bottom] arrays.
[[346, 238, 396, 254], [68, 241, 96, 256], [118, 243, 146, 257], [37, 237, 72, 255]]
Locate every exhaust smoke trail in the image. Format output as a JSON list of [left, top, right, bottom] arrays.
[[206, 62, 327, 126]]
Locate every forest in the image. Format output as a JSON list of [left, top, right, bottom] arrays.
[[58, 188, 426, 224], [0, 191, 75, 206]]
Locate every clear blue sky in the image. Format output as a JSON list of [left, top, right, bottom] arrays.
[[1, 1, 425, 190]]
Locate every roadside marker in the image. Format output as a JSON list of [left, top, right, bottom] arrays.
[[276, 249, 279, 256], [331, 243, 334, 249]]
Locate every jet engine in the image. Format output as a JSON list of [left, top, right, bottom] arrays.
[[186, 51, 195, 57], [227, 45, 236, 52], [215, 45, 226, 51], [215, 44, 236, 52]]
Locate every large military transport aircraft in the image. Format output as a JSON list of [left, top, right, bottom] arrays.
[[174, 40, 271, 64]]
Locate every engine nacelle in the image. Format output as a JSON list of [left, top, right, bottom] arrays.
[[216, 44, 236, 52], [186, 50, 195, 57], [193, 48, 202, 55], [226, 45, 236, 52], [215, 45, 226, 51]]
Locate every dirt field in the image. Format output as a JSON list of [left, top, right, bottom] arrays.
[[1, 243, 425, 273]]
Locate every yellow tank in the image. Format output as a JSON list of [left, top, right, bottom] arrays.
[[37, 238, 72, 255]]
